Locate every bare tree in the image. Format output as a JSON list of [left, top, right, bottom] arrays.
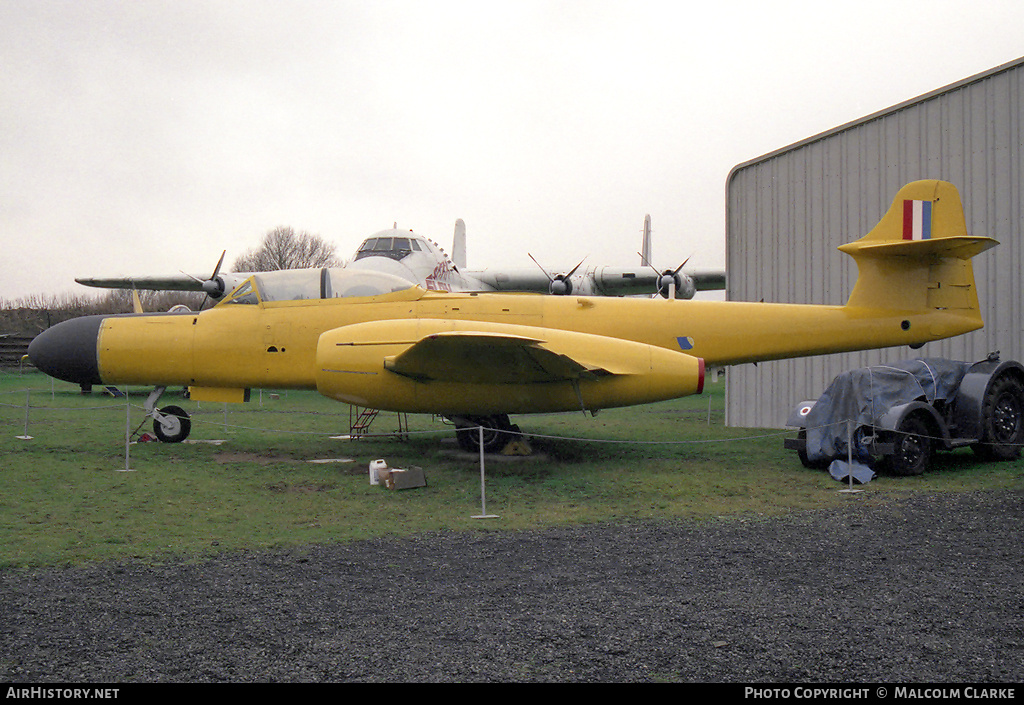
[[1, 290, 204, 333], [233, 226, 342, 272]]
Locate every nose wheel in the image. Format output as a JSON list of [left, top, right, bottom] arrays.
[[142, 387, 192, 443], [152, 404, 192, 443]]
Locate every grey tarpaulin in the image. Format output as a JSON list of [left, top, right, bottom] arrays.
[[803, 358, 973, 464], [828, 459, 876, 484]]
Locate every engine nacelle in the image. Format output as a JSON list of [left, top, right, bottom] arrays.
[[315, 318, 704, 416], [676, 274, 697, 299], [659, 272, 697, 299], [549, 276, 572, 295]]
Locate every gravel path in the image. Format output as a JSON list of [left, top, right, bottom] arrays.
[[2, 490, 1022, 683]]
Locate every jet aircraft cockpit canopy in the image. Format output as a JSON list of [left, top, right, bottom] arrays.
[[221, 268, 416, 304]]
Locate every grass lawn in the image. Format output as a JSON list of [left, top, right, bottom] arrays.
[[2, 369, 1021, 568]]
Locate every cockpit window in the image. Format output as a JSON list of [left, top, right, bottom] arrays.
[[253, 270, 321, 301], [223, 280, 260, 305], [220, 268, 415, 304], [354, 235, 415, 261]]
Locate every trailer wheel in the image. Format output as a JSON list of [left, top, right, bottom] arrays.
[[884, 414, 933, 476], [796, 429, 828, 469], [973, 375, 1024, 461]]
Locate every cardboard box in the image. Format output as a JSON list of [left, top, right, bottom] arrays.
[[384, 466, 426, 490]]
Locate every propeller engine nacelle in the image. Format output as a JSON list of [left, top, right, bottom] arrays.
[[640, 251, 697, 300], [549, 275, 573, 296], [657, 270, 697, 299], [184, 251, 245, 303], [530, 254, 586, 296], [202, 277, 226, 298]]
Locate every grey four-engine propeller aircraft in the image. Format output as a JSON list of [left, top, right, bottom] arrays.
[[74, 216, 726, 305]]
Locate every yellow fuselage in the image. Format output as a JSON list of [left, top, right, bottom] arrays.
[[32, 180, 988, 418], [93, 286, 979, 415]]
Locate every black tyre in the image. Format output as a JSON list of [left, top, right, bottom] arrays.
[[454, 415, 515, 454], [884, 414, 933, 476], [973, 375, 1024, 460], [153, 405, 192, 443], [796, 429, 828, 470]]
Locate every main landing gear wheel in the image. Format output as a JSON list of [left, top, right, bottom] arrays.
[[453, 414, 519, 454], [153, 405, 192, 443]]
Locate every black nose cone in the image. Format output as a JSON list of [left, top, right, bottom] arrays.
[[28, 315, 105, 385]]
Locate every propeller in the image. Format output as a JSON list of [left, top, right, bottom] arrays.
[[528, 254, 587, 296], [638, 251, 694, 299], [202, 250, 228, 297], [182, 250, 227, 310]]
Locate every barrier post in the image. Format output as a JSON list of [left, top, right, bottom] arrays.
[[839, 418, 861, 494], [16, 391, 33, 440], [472, 425, 499, 519], [119, 387, 134, 472]]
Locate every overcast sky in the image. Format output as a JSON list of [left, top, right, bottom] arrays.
[[2, 0, 1023, 301]]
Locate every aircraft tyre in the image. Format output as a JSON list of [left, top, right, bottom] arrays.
[[153, 405, 192, 443], [454, 414, 518, 454], [882, 414, 932, 476], [972, 374, 1024, 461]]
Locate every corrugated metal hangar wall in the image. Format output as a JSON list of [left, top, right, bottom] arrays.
[[725, 56, 1024, 428]]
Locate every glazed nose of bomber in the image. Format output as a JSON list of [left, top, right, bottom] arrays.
[[27, 315, 106, 386]]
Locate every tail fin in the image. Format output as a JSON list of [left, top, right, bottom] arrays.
[[839, 180, 997, 313], [640, 214, 651, 266], [452, 219, 467, 269]]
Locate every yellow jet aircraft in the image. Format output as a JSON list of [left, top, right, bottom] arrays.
[[29, 180, 997, 452]]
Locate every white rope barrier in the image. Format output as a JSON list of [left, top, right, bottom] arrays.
[[5, 382, 1022, 518], [4, 383, 1020, 450]]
